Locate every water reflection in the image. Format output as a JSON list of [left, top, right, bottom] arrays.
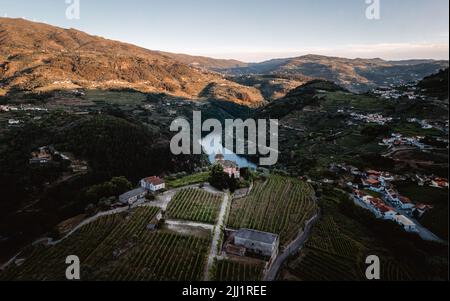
[[200, 132, 257, 169]]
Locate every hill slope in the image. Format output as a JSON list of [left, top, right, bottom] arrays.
[[0, 18, 263, 106], [222, 54, 448, 92]]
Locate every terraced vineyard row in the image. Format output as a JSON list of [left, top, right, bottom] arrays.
[[212, 259, 264, 281], [285, 213, 417, 281], [227, 176, 317, 245], [98, 232, 210, 281], [286, 249, 359, 281], [285, 215, 366, 281], [0, 206, 210, 281], [0, 213, 124, 281], [306, 216, 364, 260], [166, 188, 223, 224]]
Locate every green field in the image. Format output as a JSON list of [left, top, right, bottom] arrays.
[[0, 206, 210, 281], [166, 172, 210, 189], [166, 188, 223, 224], [212, 259, 264, 281], [227, 175, 318, 246]]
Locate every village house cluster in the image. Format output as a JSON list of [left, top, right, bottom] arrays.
[[407, 118, 433, 129], [381, 133, 429, 150], [415, 174, 449, 189], [0, 105, 48, 112], [349, 112, 393, 125], [407, 118, 449, 134], [352, 169, 425, 233], [372, 84, 424, 101], [331, 164, 435, 233], [29, 146, 70, 165]]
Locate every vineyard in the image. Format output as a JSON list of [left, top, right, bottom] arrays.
[[227, 176, 318, 245], [212, 259, 264, 281], [0, 206, 210, 281], [166, 188, 223, 224], [279, 190, 419, 281], [283, 215, 367, 281]]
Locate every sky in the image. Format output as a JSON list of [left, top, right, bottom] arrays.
[[0, 0, 448, 62]]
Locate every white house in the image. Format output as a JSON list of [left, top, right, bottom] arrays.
[[394, 215, 417, 233], [378, 206, 397, 220], [140, 176, 165, 192]]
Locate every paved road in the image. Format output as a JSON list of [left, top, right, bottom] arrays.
[[204, 192, 230, 281], [353, 196, 445, 244], [396, 208, 445, 243], [264, 213, 320, 281]]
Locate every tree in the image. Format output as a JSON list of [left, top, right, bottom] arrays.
[[85, 176, 132, 203], [209, 164, 229, 190], [110, 176, 133, 195]]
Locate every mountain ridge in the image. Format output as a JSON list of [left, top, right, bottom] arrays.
[[221, 54, 448, 92], [0, 17, 264, 106], [0, 17, 448, 102]]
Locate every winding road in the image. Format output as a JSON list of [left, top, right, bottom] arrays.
[[264, 212, 320, 281]]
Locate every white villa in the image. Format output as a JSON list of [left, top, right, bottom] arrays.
[[140, 176, 165, 192]]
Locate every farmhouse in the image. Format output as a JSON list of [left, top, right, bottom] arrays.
[[215, 154, 240, 179], [119, 187, 147, 205], [234, 228, 279, 259], [140, 176, 165, 192]]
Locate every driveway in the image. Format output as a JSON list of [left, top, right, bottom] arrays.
[[204, 192, 230, 281]]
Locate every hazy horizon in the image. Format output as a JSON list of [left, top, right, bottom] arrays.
[[1, 0, 448, 62]]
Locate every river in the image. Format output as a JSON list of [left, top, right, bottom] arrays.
[[200, 132, 258, 169]]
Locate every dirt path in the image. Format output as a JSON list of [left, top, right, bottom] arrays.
[[165, 219, 214, 230], [204, 192, 230, 281]]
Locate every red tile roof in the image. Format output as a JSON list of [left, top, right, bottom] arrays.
[[367, 170, 382, 175], [399, 196, 411, 204], [365, 178, 381, 185], [415, 203, 433, 210], [144, 176, 165, 186]]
